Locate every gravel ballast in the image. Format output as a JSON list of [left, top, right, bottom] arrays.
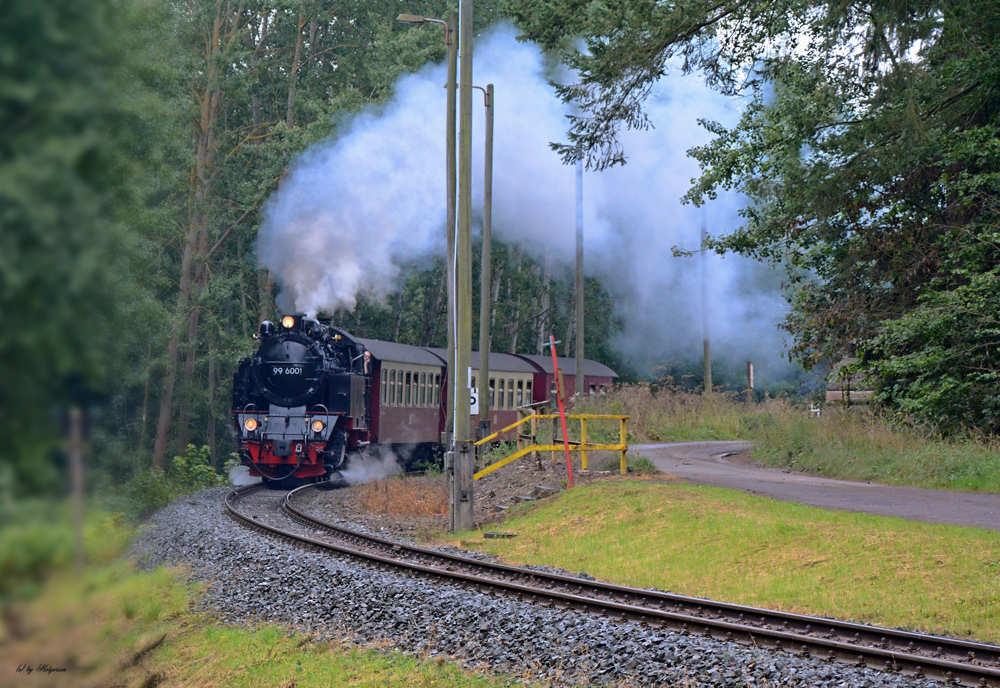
[[131, 487, 943, 687]]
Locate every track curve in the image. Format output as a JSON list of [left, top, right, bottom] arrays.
[[225, 484, 1000, 687]]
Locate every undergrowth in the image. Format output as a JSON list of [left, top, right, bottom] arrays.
[[357, 475, 447, 516], [577, 384, 1000, 491]]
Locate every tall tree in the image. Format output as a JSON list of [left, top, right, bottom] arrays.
[[0, 0, 184, 491], [507, 0, 1000, 432]]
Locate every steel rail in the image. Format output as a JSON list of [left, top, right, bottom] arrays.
[[225, 484, 1000, 687]]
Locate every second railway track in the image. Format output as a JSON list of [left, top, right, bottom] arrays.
[[226, 483, 1000, 687]]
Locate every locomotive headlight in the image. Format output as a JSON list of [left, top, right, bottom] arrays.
[[281, 315, 295, 329], [311, 419, 325, 433], [244, 418, 259, 432]]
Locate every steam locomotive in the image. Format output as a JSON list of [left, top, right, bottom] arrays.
[[232, 314, 370, 487], [233, 314, 620, 487]]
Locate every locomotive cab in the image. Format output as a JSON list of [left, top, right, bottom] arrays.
[[233, 315, 371, 487]]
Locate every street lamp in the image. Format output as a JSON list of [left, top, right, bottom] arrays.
[[454, 0, 475, 533], [395, 12, 458, 443], [397, 7, 474, 533]]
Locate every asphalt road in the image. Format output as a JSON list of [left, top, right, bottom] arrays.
[[638, 441, 1000, 533]]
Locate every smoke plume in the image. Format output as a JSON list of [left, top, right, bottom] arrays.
[[340, 446, 403, 486], [258, 24, 796, 383]]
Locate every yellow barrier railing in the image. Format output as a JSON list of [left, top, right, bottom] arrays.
[[473, 414, 629, 481]]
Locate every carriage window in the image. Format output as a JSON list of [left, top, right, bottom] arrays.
[[507, 379, 514, 409], [381, 369, 387, 404], [516, 380, 524, 407], [600, 384, 606, 394], [389, 370, 396, 406], [405, 371, 412, 406], [590, 384, 596, 395], [550, 380, 557, 400], [434, 374, 441, 405], [525, 380, 532, 402], [489, 378, 496, 409], [498, 379, 505, 409], [418, 372, 425, 406]]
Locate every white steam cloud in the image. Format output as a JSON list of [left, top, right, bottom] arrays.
[[340, 446, 403, 486], [258, 24, 794, 381]]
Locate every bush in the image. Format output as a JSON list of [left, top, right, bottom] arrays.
[[0, 506, 133, 603], [110, 445, 225, 521]]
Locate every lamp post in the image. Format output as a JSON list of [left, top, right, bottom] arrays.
[[453, 0, 475, 532], [574, 148, 584, 404], [395, 12, 458, 439], [473, 84, 493, 445], [700, 213, 712, 394], [397, 5, 473, 533]]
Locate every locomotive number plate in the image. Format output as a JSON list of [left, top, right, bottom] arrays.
[[272, 366, 303, 375]]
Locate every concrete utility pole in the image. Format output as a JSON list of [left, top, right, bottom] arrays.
[[700, 215, 712, 393], [452, 0, 475, 533], [445, 11, 458, 440], [477, 84, 494, 443], [574, 149, 584, 402], [395, 12, 457, 437]]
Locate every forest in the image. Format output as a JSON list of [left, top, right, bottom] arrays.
[[3, 0, 998, 496]]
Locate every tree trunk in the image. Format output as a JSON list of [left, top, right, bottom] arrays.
[[420, 268, 446, 346], [536, 261, 552, 353], [507, 251, 522, 353], [259, 269, 274, 322], [286, 13, 306, 127], [138, 341, 153, 455], [152, 1, 230, 469], [392, 289, 404, 341], [250, 12, 270, 135], [564, 305, 574, 357], [152, 226, 199, 469], [207, 340, 217, 466]]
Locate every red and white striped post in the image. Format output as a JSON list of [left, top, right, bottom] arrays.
[[547, 335, 574, 488]]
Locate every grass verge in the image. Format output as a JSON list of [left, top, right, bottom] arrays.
[[445, 480, 1000, 643], [0, 554, 534, 687]]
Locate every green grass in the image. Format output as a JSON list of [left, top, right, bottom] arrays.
[[747, 406, 1000, 491], [447, 480, 1000, 643], [0, 549, 539, 688]]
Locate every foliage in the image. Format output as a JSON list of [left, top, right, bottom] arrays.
[[0, 0, 183, 492], [580, 384, 1000, 491], [0, 505, 133, 603], [110, 445, 225, 521], [170, 445, 226, 492], [505, 0, 1000, 434]]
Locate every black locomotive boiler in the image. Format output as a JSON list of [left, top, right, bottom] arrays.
[[232, 314, 371, 486]]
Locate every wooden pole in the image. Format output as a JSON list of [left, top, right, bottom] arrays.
[[69, 407, 85, 576]]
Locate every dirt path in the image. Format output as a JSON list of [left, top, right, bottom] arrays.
[[639, 441, 1000, 532]]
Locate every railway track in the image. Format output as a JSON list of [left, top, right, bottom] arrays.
[[225, 483, 1000, 687]]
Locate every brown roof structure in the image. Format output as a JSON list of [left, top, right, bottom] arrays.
[[513, 353, 619, 378], [421, 348, 537, 374], [356, 338, 446, 367]]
